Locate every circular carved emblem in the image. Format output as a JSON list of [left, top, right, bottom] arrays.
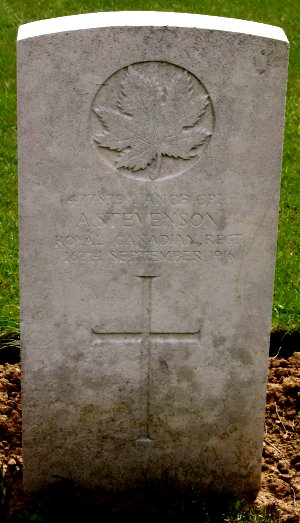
[[90, 61, 214, 181]]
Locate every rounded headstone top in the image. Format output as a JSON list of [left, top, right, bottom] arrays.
[[17, 11, 288, 43]]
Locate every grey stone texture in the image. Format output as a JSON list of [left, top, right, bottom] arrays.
[[17, 12, 289, 496]]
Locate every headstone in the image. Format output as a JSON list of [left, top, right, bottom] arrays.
[[17, 12, 289, 496]]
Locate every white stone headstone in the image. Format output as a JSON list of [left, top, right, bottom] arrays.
[[17, 12, 289, 496]]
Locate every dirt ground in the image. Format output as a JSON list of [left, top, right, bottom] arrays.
[[0, 352, 299, 521], [256, 351, 300, 520]]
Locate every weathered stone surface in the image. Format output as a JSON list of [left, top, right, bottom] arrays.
[[17, 12, 289, 496]]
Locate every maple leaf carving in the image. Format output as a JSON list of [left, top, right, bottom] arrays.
[[93, 65, 211, 180]]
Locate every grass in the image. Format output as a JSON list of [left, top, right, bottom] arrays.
[[0, 0, 299, 337]]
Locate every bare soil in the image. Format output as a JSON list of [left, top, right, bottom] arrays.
[[256, 352, 300, 521], [0, 353, 299, 521]]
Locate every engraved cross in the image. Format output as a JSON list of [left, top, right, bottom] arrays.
[[92, 276, 201, 442]]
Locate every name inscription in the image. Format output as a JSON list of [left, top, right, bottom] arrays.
[[55, 191, 243, 265]]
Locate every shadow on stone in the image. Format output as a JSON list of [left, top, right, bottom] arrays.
[[7, 477, 280, 523]]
